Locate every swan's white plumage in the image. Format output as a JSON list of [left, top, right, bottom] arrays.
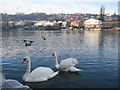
[[59, 58, 77, 70], [68, 66, 82, 72], [30, 67, 54, 77], [52, 52, 81, 72], [26, 67, 58, 82], [22, 56, 59, 82]]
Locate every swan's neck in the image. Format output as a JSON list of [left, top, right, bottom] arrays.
[[54, 53, 59, 69], [23, 59, 31, 81]]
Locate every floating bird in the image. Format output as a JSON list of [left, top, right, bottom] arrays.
[[43, 37, 46, 40], [23, 40, 27, 43], [23, 40, 33, 43], [22, 56, 59, 82], [30, 41, 33, 43], [23, 40, 33, 47], [25, 43, 31, 47], [56, 34, 61, 36], [52, 52, 81, 72], [41, 36, 46, 40]]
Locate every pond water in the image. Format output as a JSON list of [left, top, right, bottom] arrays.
[[1, 30, 119, 88]]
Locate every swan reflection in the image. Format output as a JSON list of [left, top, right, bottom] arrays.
[[23, 76, 55, 88], [58, 71, 80, 82], [23, 71, 80, 88]]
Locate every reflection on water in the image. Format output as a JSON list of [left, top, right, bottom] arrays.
[[1, 30, 118, 88], [58, 71, 80, 82], [24, 77, 54, 88]]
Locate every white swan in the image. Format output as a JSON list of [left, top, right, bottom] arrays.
[[52, 52, 81, 72], [22, 56, 59, 82]]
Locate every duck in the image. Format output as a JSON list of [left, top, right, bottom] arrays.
[[52, 52, 81, 72], [22, 56, 59, 82]]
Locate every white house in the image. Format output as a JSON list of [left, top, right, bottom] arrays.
[[34, 21, 46, 26], [58, 21, 67, 27], [84, 18, 103, 30], [34, 20, 58, 26]]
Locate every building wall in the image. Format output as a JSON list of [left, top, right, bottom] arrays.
[[70, 21, 84, 28], [85, 24, 102, 30], [85, 24, 102, 28], [70, 22, 79, 27], [85, 22, 119, 30], [102, 22, 119, 28], [84, 19, 102, 30]]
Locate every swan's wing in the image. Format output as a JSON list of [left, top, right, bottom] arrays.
[[59, 58, 78, 70], [47, 71, 59, 79], [26, 67, 58, 82], [26, 77, 48, 82], [28, 67, 54, 81], [30, 67, 53, 77], [68, 66, 82, 72]]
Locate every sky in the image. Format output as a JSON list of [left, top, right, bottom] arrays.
[[0, 0, 119, 15]]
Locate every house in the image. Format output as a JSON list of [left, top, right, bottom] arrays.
[[70, 21, 79, 27], [58, 21, 67, 28], [84, 18, 102, 30], [34, 21, 46, 26], [34, 20, 58, 26], [70, 20, 84, 29]]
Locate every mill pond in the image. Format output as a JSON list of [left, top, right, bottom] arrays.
[[1, 29, 118, 88]]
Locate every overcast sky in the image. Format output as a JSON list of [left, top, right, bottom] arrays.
[[0, 0, 119, 15]]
